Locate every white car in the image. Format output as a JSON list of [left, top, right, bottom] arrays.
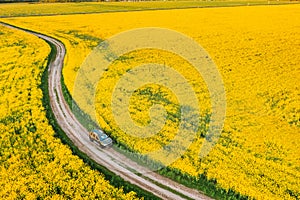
[[89, 129, 112, 147]]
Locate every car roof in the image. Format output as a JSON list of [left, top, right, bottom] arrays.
[[92, 129, 108, 141]]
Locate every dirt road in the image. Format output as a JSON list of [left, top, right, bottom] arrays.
[[1, 22, 212, 200]]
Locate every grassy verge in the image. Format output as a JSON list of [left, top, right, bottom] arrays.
[[41, 40, 161, 200], [158, 167, 249, 200], [61, 75, 99, 131]]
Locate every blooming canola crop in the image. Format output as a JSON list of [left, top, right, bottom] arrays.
[[3, 4, 300, 199]]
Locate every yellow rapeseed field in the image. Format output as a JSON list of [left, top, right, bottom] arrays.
[[3, 4, 300, 199], [0, 24, 139, 199]]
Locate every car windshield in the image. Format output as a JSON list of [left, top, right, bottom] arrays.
[[99, 134, 108, 141], [102, 137, 112, 145]]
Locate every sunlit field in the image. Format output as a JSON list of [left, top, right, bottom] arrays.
[[0, 24, 140, 200], [1, 3, 300, 199]]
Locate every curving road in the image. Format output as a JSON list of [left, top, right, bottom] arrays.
[[1, 22, 212, 200]]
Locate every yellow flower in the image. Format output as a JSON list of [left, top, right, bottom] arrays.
[[3, 4, 300, 199]]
